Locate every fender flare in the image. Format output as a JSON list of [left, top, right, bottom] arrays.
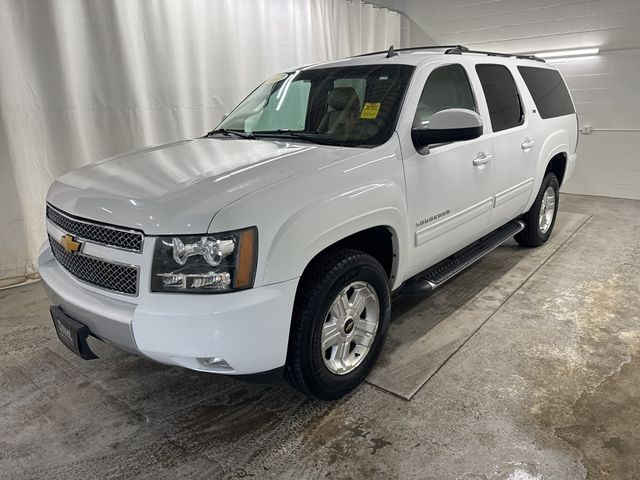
[[526, 131, 571, 211], [262, 181, 408, 290]]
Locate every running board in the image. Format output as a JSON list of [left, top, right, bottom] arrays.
[[400, 219, 525, 296]]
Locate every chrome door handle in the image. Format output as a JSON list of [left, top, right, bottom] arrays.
[[521, 138, 536, 150], [473, 152, 493, 166]]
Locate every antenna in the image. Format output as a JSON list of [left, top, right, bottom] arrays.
[[386, 45, 398, 58]]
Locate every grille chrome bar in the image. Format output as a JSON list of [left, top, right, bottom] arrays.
[[48, 234, 139, 296], [46, 204, 144, 253]]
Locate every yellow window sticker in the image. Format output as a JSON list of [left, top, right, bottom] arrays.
[[360, 102, 381, 119]]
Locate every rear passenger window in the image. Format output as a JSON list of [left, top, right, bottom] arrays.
[[518, 66, 575, 119], [414, 64, 476, 128], [476, 64, 524, 132]]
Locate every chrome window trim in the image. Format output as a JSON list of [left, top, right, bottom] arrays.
[[46, 203, 145, 253]]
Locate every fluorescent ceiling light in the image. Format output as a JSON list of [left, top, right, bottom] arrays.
[[535, 48, 599, 59]]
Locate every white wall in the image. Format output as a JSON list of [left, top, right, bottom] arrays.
[[381, 0, 640, 52], [374, 0, 640, 200], [556, 50, 640, 199], [0, 0, 400, 286]]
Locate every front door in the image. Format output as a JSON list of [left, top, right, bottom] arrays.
[[403, 63, 495, 277]]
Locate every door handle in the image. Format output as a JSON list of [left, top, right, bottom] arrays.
[[521, 138, 536, 150], [473, 152, 493, 166]]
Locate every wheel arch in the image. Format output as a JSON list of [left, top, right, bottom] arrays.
[[262, 182, 408, 290], [525, 130, 571, 212], [300, 225, 399, 283], [545, 151, 568, 187]]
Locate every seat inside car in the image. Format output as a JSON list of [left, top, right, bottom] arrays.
[[318, 87, 361, 135]]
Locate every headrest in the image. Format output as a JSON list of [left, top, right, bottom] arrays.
[[328, 87, 358, 110]]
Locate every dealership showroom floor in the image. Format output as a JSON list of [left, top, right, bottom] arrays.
[[3, 0, 640, 479], [2, 194, 640, 479]]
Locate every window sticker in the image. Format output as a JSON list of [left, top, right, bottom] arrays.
[[361, 102, 381, 119]]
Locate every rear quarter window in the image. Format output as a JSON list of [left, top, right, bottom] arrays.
[[517, 66, 575, 119]]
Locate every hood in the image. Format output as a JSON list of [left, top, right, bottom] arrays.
[[47, 138, 353, 234]]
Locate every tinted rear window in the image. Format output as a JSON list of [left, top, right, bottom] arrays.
[[518, 66, 575, 119], [476, 64, 524, 132]]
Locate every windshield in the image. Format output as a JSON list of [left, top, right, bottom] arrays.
[[216, 64, 415, 147]]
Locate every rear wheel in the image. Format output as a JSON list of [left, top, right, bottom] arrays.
[[515, 172, 559, 247], [285, 248, 391, 400]]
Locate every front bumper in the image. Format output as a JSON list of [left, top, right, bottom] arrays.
[[38, 245, 298, 375]]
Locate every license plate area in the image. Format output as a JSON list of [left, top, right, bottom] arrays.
[[50, 306, 98, 360]]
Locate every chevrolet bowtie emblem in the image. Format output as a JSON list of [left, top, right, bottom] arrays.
[[60, 234, 82, 254]]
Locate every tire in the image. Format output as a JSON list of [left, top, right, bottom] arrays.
[[285, 248, 391, 400], [515, 172, 559, 247]]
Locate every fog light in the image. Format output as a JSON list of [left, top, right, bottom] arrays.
[[197, 357, 233, 371]]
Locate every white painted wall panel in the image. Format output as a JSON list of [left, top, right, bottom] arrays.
[[555, 48, 640, 199]]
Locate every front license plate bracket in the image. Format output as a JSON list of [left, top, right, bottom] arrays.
[[50, 306, 98, 360]]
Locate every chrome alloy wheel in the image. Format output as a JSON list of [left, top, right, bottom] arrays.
[[539, 186, 556, 235], [320, 281, 380, 375]]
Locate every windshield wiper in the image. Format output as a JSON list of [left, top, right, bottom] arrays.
[[251, 129, 337, 146], [206, 128, 255, 139]]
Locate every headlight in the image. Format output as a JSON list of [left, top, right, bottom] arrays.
[[151, 227, 258, 293]]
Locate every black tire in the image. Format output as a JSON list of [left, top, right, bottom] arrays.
[[285, 248, 391, 400], [515, 172, 559, 247]]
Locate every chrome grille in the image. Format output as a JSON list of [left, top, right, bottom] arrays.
[[46, 205, 143, 252], [48, 234, 139, 296]]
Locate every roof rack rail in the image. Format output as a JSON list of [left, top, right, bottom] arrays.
[[355, 44, 546, 63], [445, 45, 546, 63], [355, 45, 468, 57]]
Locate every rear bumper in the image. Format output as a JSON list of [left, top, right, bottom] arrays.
[[38, 244, 298, 375]]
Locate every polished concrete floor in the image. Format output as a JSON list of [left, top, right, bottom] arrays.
[[1, 193, 639, 479]]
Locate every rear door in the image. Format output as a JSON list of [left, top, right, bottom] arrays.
[[517, 65, 579, 188], [402, 63, 495, 276], [475, 63, 538, 230]]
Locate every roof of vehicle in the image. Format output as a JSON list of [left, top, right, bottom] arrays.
[[304, 45, 557, 71]]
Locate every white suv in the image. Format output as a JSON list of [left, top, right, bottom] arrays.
[[39, 45, 578, 399]]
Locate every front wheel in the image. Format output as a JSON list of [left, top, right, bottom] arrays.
[[515, 172, 559, 247], [285, 248, 391, 400]]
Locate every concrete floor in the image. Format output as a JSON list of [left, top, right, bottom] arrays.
[[1, 193, 639, 479]]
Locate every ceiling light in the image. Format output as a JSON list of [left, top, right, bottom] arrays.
[[535, 48, 599, 59]]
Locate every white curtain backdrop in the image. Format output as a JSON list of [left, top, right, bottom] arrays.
[[0, 0, 400, 286]]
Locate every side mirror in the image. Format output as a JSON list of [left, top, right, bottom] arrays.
[[412, 108, 483, 152]]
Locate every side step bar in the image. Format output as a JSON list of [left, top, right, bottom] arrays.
[[400, 219, 525, 296]]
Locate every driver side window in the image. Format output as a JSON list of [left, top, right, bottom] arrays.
[[414, 64, 476, 128]]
